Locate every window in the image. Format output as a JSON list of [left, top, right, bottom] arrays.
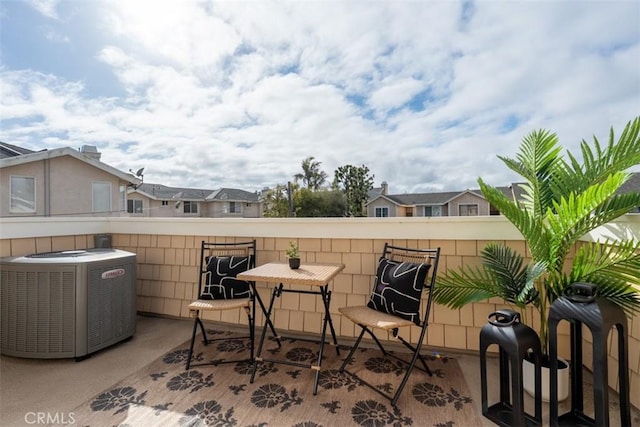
[[226, 201, 241, 213], [10, 176, 36, 213], [119, 185, 126, 212], [375, 207, 389, 217], [424, 206, 442, 217], [92, 181, 111, 213], [127, 199, 143, 214], [183, 201, 198, 214], [459, 204, 479, 216], [161, 200, 169, 206]]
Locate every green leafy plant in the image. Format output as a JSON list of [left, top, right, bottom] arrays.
[[434, 117, 640, 355], [286, 241, 300, 259]]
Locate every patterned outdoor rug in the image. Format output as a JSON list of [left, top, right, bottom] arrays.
[[67, 329, 483, 427]]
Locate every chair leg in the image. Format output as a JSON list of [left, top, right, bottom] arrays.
[[397, 335, 432, 376], [246, 304, 255, 364], [196, 316, 209, 345], [362, 325, 389, 356], [339, 327, 366, 371], [391, 338, 425, 406], [186, 312, 200, 370]]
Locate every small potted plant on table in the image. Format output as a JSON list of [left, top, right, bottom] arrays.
[[286, 241, 300, 269]]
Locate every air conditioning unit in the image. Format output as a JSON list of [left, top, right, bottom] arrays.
[[1, 249, 137, 360]]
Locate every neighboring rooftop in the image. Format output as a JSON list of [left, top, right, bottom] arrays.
[[133, 183, 260, 202], [0, 142, 37, 159]]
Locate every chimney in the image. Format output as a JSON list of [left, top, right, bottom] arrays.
[[381, 181, 388, 195], [80, 145, 101, 161]]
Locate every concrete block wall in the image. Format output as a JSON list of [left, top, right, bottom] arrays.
[[1, 232, 639, 409]]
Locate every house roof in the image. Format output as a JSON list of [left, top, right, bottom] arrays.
[[368, 189, 490, 207], [133, 183, 211, 201], [0, 145, 141, 185], [133, 183, 259, 202], [206, 188, 259, 202], [619, 172, 640, 194], [0, 142, 37, 159], [509, 172, 640, 203]]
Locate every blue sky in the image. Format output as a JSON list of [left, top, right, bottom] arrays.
[[1, 0, 639, 193]]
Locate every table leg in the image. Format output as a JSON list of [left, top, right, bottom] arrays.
[[251, 283, 282, 384], [321, 285, 340, 356], [255, 290, 281, 348], [312, 284, 339, 395]]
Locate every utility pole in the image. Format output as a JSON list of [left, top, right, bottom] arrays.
[[287, 181, 294, 217]]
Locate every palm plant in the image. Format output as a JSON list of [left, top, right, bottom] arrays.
[[295, 156, 328, 190], [434, 117, 640, 355]]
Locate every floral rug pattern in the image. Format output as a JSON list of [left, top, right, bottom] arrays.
[[69, 329, 482, 427]]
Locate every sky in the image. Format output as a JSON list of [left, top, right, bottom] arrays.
[[1, 0, 639, 194]]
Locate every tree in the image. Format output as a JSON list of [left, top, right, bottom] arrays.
[[434, 117, 640, 356], [294, 156, 328, 190], [261, 184, 290, 217], [294, 188, 347, 217], [332, 164, 374, 217]]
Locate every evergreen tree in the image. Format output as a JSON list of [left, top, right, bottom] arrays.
[[332, 164, 374, 217]]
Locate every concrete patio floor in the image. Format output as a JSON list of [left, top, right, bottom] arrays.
[[1, 315, 637, 427]]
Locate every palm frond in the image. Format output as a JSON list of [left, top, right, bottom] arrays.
[[434, 268, 504, 309], [570, 240, 640, 282], [478, 180, 550, 261], [575, 117, 640, 187], [498, 129, 562, 215], [547, 174, 640, 265]]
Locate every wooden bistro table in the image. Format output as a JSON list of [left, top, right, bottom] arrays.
[[237, 261, 345, 395]]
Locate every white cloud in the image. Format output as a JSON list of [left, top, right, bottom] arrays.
[[1, 0, 639, 193], [27, 0, 59, 19]]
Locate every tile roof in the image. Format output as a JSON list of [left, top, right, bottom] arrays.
[[206, 188, 259, 202], [0, 142, 37, 159], [619, 172, 640, 194], [135, 183, 259, 202]]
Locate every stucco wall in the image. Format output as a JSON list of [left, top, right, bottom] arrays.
[[366, 198, 398, 217], [1, 157, 127, 217], [447, 192, 490, 216]]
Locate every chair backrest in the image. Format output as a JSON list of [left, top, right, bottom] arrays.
[[197, 240, 256, 299], [370, 243, 441, 325]]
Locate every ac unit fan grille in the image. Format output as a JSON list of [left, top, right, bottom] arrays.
[[1, 270, 75, 355]]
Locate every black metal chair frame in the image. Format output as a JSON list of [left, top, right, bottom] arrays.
[[186, 240, 278, 370], [339, 243, 441, 406]]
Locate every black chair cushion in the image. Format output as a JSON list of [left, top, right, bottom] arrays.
[[367, 257, 431, 325], [201, 256, 252, 300]]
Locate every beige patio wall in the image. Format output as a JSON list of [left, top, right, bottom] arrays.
[[1, 215, 639, 409]]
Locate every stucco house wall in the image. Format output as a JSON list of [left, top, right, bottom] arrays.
[[1, 155, 131, 217], [204, 200, 261, 218], [447, 192, 489, 216], [366, 197, 399, 217]]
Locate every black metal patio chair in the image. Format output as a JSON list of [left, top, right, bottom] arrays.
[[185, 240, 278, 370], [338, 243, 441, 406]]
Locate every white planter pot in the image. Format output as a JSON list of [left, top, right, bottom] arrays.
[[523, 357, 569, 402]]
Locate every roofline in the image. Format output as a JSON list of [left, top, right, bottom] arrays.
[[367, 189, 487, 207], [365, 194, 405, 207], [130, 188, 259, 203], [440, 189, 486, 204], [0, 147, 141, 185]]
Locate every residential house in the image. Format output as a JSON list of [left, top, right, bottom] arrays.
[[367, 183, 507, 217], [128, 184, 262, 218], [0, 142, 140, 217], [367, 174, 640, 217]]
